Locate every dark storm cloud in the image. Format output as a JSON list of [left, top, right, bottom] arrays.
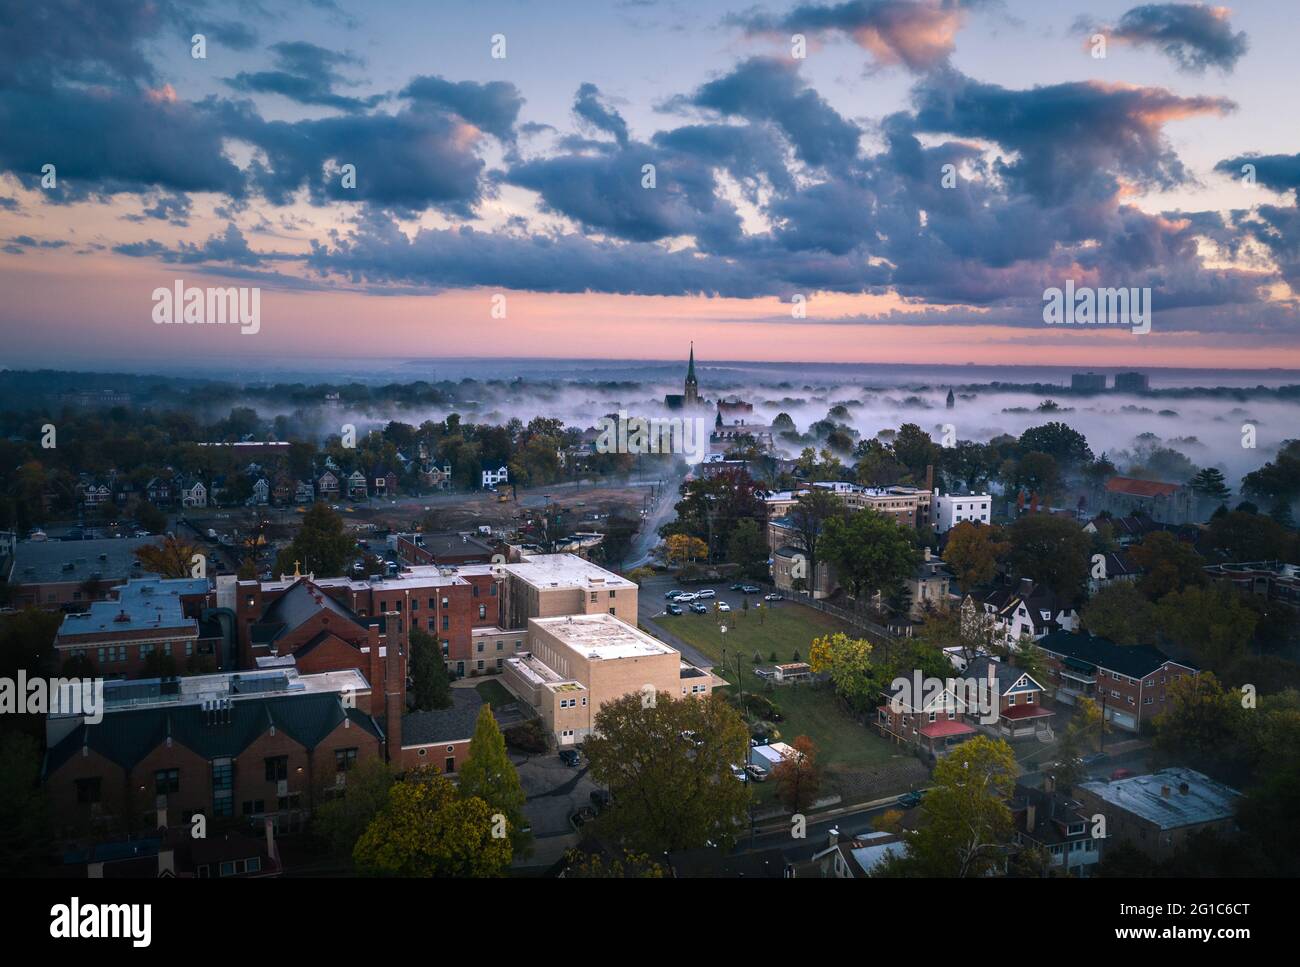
[[226, 41, 378, 113], [399, 76, 524, 142], [304, 212, 780, 298], [0, 85, 248, 200], [676, 57, 861, 169], [573, 83, 631, 148], [731, 0, 991, 72], [1081, 3, 1248, 73], [907, 69, 1234, 205], [123, 191, 194, 226], [504, 144, 743, 251], [1215, 153, 1300, 196]]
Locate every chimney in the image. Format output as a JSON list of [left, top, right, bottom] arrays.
[[827, 827, 840, 847], [1043, 774, 1056, 795], [1025, 801, 1037, 832], [924, 464, 933, 493], [1018, 578, 1034, 598], [384, 638, 404, 762]]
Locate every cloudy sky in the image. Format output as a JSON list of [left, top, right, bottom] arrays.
[[2, 0, 1299, 369]]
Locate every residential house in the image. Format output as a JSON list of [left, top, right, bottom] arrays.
[[904, 548, 953, 619], [317, 470, 339, 500], [249, 477, 270, 506], [876, 678, 978, 756], [812, 829, 904, 878], [80, 479, 112, 507], [965, 656, 1054, 740], [1036, 630, 1197, 733], [1010, 777, 1101, 875], [1087, 549, 1143, 594], [179, 478, 208, 509], [979, 579, 1078, 647], [294, 480, 315, 504], [419, 461, 453, 491], [370, 466, 398, 498], [481, 464, 509, 488], [145, 476, 174, 505], [345, 471, 367, 499]]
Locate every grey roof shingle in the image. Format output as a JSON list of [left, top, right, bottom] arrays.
[[401, 689, 486, 747]]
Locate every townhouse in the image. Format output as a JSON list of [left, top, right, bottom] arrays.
[[1010, 776, 1101, 875], [1035, 630, 1197, 732]]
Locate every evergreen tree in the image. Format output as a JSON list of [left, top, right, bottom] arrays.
[[457, 705, 529, 854]]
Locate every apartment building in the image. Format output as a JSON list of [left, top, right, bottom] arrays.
[[764, 480, 933, 530], [6, 535, 165, 609], [1074, 768, 1240, 861], [932, 491, 993, 533], [503, 612, 711, 745], [43, 666, 384, 838], [1036, 630, 1197, 732], [53, 577, 220, 678]]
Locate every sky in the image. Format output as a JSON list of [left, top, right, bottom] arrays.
[[2, 0, 1300, 370]]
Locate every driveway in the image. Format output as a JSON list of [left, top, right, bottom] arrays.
[[515, 751, 602, 839]]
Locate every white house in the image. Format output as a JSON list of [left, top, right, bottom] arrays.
[[932, 491, 992, 533], [180, 480, 207, 509], [481, 464, 509, 488]]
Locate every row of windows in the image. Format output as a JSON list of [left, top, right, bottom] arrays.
[[558, 697, 587, 709]]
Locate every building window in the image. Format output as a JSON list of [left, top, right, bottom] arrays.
[[155, 768, 180, 794], [442, 616, 450, 630], [476, 641, 484, 653], [476, 660, 484, 671], [590, 592, 598, 603], [76, 777, 101, 804], [411, 600, 418, 611], [335, 748, 358, 772], [242, 800, 266, 815], [265, 756, 288, 782], [479, 605, 487, 620], [608, 590, 616, 599]]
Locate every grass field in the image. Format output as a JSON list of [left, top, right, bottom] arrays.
[[659, 603, 904, 790]]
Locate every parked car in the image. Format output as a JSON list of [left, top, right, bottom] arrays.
[[763, 592, 782, 602], [559, 749, 581, 767], [740, 585, 761, 594], [744, 764, 768, 782], [675, 592, 698, 603], [897, 790, 925, 809], [680, 730, 703, 747], [666, 604, 683, 616], [1083, 752, 1107, 765], [690, 603, 708, 614], [716, 601, 731, 612], [696, 588, 716, 599], [729, 764, 748, 782], [570, 805, 596, 829], [664, 589, 684, 600], [729, 583, 745, 591]]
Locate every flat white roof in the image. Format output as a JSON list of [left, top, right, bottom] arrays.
[[533, 613, 673, 660], [505, 553, 636, 591]]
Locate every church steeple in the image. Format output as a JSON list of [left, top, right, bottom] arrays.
[[684, 342, 699, 406]]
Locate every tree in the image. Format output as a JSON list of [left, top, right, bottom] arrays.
[[1012, 451, 1061, 500], [1080, 582, 1159, 645], [943, 521, 1008, 594], [582, 693, 749, 854], [313, 758, 395, 861], [353, 767, 511, 877], [1007, 514, 1091, 602], [135, 501, 167, 534], [786, 488, 847, 590], [409, 627, 452, 711], [809, 632, 876, 710], [726, 518, 768, 578], [1188, 467, 1231, 506], [1152, 672, 1245, 769], [772, 736, 821, 814], [1155, 586, 1257, 671], [663, 533, 709, 566], [275, 502, 355, 577], [1129, 531, 1204, 600], [892, 423, 941, 481], [893, 735, 1018, 877], [1018, 423, 1093, 470], [820, 509, 919, 612], [457, 705, 529, 853], [562, 848, 666, 878], [134, 536, 201, 579], [1205, 510, 1295, 562], [0, 733, 49, 875]]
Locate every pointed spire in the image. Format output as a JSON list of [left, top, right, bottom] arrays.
[[687, 342, 697, 381]]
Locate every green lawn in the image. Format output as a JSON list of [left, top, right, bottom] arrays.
[[660, 604, 905, 795], [474, 679, 516, 709]]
